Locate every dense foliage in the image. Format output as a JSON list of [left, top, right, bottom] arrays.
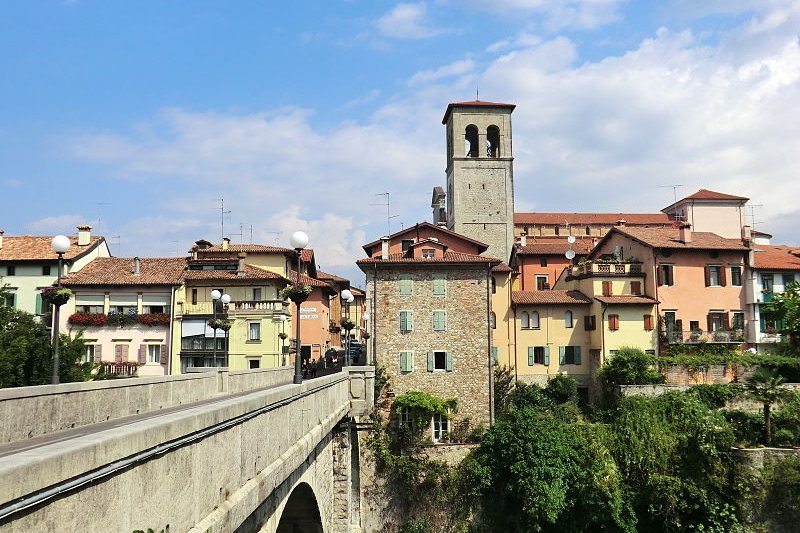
[[597, 347, 665, 392], [763, 281, 800, 348]]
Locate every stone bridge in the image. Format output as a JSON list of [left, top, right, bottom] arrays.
[[0, 366, 374, 532]]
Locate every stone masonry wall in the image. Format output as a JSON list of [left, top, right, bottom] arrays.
[[369, 265, 492, 429]]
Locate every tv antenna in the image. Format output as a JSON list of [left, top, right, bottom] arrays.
[[266, 231, 283, 246], [372, 192, 399, 235], [746, 204, 763, 230], [213, 199, 232, 242], [658, 184, 683, 204], [110, 235, 121, 256], [96, 202, 111, 232]]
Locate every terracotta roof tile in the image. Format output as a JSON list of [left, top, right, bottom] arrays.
[[753, 245, 800, 271], [492, 262, 514, 273], [184, 264, 288, 282], [516, 240, 594, 255], [362, 222, 489, 253], [608, 227, 748, 251], [514, 212, 671, 226], [512, 290, 592, 305], [358, 251, 501, 266], [594, 295, 659, 305], [349, 287, 365, 297], [62, 258, 186, 286], [317, 270, 350, 283], [300, 249, 314, 263], [0, 236, 105, 262], [288, 271, 331, 288], [199, 244, 294, 254], [682, 189, 749, 201]]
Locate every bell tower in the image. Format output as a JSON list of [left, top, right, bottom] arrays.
[[442, 100, 516, 263]]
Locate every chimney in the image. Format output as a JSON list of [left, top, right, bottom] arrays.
[[0, 230, 4, 249], [133, 257, 141, 276], [222, 237, 230, 250], [742, 225, 752, 241], [616, 219, 626, 227], [237, 252, 246, 276], [77, 225, 92, 246], [380, 237, 390, 260], [520, 232, 527, 247], [679, 223, 692, 243]]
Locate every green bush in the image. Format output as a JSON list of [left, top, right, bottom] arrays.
[[399, 519, 432, 533], [723, 410, 764, 447], [773, 428, 795, 447], [597, 347, 664, 390], [688, 384, 744, 409], [545, 373, 578, 405], [760, 456, 800, 530]]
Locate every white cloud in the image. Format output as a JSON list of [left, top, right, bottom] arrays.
[[456, 0, 626, 31], [375, 2, 444, 39], [409, 58, 476, 85], [27, 215, 88, 235]]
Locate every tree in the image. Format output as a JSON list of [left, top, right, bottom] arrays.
[[746, 367, 791, 445], [0, 305, 93, 387], [597, 347, 665, 391], [763, 281, 800, 349]]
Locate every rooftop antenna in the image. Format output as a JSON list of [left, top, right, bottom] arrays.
[[372, 192, 399, 235], [266, 231, 283, 246], [229, 223, 244, 244], [659, 185, 683, 220], [476, 86, 479, 101], [746, 204, 763, 230], [213, 199, 232, 242], [96, 202, 110, 233], [171, 240, 180, 256], [110, 235, 121, 256], [249, 225, 254, 244]]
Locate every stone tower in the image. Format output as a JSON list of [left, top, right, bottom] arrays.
[[442, 100, 516, 263]]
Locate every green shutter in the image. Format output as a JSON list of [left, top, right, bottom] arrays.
[[400, 311, 413, 332], [35, 293, 43, 314], [445, 352, 453, 371], [559, 346, 566, 365], [433, 276, 446, 296], [427, 352, 434, 372], [400, 351, 408, 372], [528, 347, 534, 366], [399, 277, 412, 295], [543, 347, 550, 366], [408, 312, 413, 331], [433, 311, 446, 331], [491, 347, 498, 366], [574, 346, 582, 365]]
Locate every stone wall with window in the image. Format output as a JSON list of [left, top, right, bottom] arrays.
[[367, 264, 492, 429]]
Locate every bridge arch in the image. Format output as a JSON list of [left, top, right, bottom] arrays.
[[276, 482, 323, 533]]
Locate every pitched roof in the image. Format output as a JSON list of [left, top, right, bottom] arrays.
[[349, 287, 366, 297], [492, 262, 514, 273], [316, 270, 350, 283], [516, 240, 594, 255], [752, 245, 800, 271], [362, 222, 489, 254], [442, 100, 516, 124], [0, 236, 106, 262], [514, 212, 671, 226], [594, 295, 659, 305], [195, 243, 294, 255], [512, 290, 592, 305], [592, 227, 748, 254], [288, 271, 332, 288], [62, 258, 186, 286], [357, 251, 501, 266], [682, 189, 749, 201], [184, 264, 288, 282]]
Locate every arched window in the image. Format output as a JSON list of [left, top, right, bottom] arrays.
[[564, 310, 573, 328], [490, 311, 496, 329], [487, 125, 500, 157], [531, 311, 540, 329], [465, 125, 479, 157], [521, 311, 529, 329]]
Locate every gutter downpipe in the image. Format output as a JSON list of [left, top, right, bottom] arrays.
[[168, 284, 178, 375], [600, 301, 608, 365], [372, 263, 377, 365], [488, 264, 494, 426], [653, 248, 661, 356]]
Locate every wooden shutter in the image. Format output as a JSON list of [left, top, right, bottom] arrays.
[[35, 293, 43, 315], [644, 314, 654, 331], [559, 346, 566, 365], [94, 344, 103, 363], [427, 352, 434, 372], [720, 266, 727, 287], [528, 347, 534, 366], [122, 345, 129, 361], [400, 352, 408, 372], [445, 352, 453, 371], [138, 345, 146, 364], [114, 345, 123, 362], [160, 343, 168, 365], [675, 319, 683, 336], [602, 281, 612, 296], [609, 315, 620, 331], [723, 314, 730, 330], [707, 314, 713, 332], [631, 281, 641, 295], [574, 347, 582, 365], [704, 266, 711, 287], [543, 347, 550, 366], [657, 266, 663, 286]]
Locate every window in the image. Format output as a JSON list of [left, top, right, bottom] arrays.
[[609, 314, 620, 331], [584, 315, 596, 330], [401, 239, 414, 253], [659, 264, 674, 286], [6, 266, 15, 276], [631, 281, 642, 295], [540, 258, 548, 267], [528, 346, 550, 365], [398, 408, 412, 429], [400, 311, 413, 332], [433, 311, 447, 331], [421, 249, 435, 259], [520, 311, 530, 329], [427, 351, 452, 372], [706, 265, 724, 286], [490, 311, 496, 329], [252, 288, 262, 301], [564, 310, 573, 328], [399, 351, 414, 372], [42, 266, 51, 276], [83, 345, 96, 364], [432, 412, 450, 441], [602, 281, 612, 296], [559, 346, 582, 365], [191, 289, 198, 305], [248, 321, 261, 341], [690, 320, 700, 333], [486, 125, 500, 157], [110, 305, 136, 315], [143, 305, 165, 314], [465, 124, 479, 157], [554, 226, 560, 236], [707, 312, 728, 332], [732, 312, 745, 330], [530, 311, 540, 329], [731, 266, 742, 286], [248, 359, 260, 369], [762, 274, 774, 294], [585, 226, 591, 236], [784, 274, 796, 287], [644, 314, 655, 331], [147, 345, 161, 364], [1, 291, 16, 308], [491, 346, 498, 366], [77, 305, 104, 314], [536, 276, 548, 290], [432, 274, 446, 296], [399, 275, 413, 296]]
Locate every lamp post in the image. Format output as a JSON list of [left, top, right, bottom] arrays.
[[280, 314, 288, 366], [363, 312, 370, 365], [341, 289, 354, 367], [211, 290, 231, 367], [290, 230, 309, 384], [50, 235, 70, 385]]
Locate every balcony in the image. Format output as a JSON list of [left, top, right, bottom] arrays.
[[664, 329, 746, 344], [568, 261, 644, 278], [183, 299, 288, 316]]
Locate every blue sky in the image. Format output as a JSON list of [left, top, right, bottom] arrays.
[[2, 1, 799, 283]]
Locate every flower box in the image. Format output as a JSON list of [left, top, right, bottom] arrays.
[[41, 287, 73, 307], [280, 283, 313, 304], [135, 313, 171, 326], [68, 312, 108, 326]]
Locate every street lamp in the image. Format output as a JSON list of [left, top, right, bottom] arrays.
[[363, 312, 370, 365], [290, 230, 309, 384], [50, 235, 70, 385], [211, 290, 231, 367], [341, 290, 355, 367]]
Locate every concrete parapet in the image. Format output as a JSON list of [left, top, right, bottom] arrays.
[[346, 366, 375, 417]]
